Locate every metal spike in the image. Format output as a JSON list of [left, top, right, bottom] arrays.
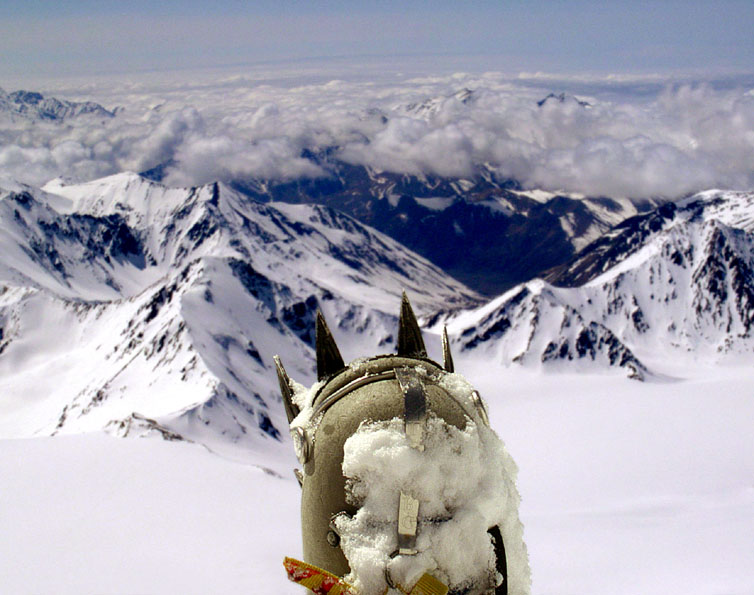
[[442, 326, 454, 373], [316, 311, 345, 381], [274, 355, 300, 424], [397, 291, 427, 358]]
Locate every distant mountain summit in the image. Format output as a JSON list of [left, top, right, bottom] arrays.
[[400, 87, 477, 119], [445, 190, 754, 376], [0, 173, 477, 459], [0, 87, 116, 121], [537, 92, 592, 108], [146, 153, 649, 296]]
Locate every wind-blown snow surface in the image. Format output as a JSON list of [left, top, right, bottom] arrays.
[[483, 366, 754, 595], [2, 364, 752, 594]]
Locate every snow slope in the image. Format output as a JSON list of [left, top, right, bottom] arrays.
[[445, 190, 754, 376], [0, 173, 479, 469], [0, 433, 301, 594], [2, 364, 752, 595], [1, 172, 753, 594]]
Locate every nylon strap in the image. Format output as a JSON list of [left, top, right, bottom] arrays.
[[394, 367, 427, 556], [407, 573, 449, 595], [284, 557, 449, 595], [283, 557, 358, 595]]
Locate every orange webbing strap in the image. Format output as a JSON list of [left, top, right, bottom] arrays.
[[283, 557, 449, 595], [405, 573, 449, 595], [283, 557, 358, 595]]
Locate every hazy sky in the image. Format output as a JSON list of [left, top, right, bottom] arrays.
[[2, 1, 753, 78]]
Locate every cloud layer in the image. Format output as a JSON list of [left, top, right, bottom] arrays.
[[1, 70, 753, 199]]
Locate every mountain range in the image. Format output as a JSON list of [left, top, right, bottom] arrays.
[[441, 189, 754, 378], [1, 154, 753, 454], [0, 168, 754, 456], [144, 154, 652, 296], [0, 173, 476, 463], [0, 88, 116, 122]]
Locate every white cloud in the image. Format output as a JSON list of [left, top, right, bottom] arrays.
[[1, 71, 753, 199]]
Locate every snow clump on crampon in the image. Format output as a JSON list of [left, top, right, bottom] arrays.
[[332, 372, 531, 595]]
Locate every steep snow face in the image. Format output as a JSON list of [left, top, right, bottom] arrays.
[[0, 186, 152, 300], [444, 282, 647, 378], [580, 218, 754, 357], [198, 152, 647, 296], [445, 191, 754, 375], [0, 174, 479, 466]]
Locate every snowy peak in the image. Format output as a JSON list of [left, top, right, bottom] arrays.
[[677, 189, 754, 232], [578, 216, 754, 355], [44, 172, 208, 219], [447, 190, 754, 374], [549, 190, 754, 287], [44, 173, 480, 309], [445, 281, 647, 378], [400, 87, 477, 119], [547, 202, 679, 287], [537, 92, 592, 109], [0, 88, 115, 122], [0, 173, 479, 459]]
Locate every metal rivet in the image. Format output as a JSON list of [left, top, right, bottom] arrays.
[[326, 530, 340, 547]]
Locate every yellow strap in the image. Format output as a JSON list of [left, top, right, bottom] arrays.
[[408, 573, 449, 595], [391, 573, 450, 595], [284, 557, 448, 595], [283, 557, 358, 595]]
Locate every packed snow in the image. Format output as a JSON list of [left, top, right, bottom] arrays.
[[337, 413, 528, 594], [2, 363, 752, 594]]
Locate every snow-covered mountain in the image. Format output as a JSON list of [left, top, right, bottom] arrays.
[[398, 87, 477, 119], [0, 173, 478, 467], [170, 154, 649, 296], [440, 280, 648, 378], [0, 88, 116, 122], [536, 92, 592, 109], [3, 167, 752, 456], [440, 190, 754, 377]]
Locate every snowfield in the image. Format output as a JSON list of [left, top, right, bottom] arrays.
[[1, 172, 753, 593], [489, 367, 754, 595], [2, 363, 753, 594], [0, 433, 301, 594]]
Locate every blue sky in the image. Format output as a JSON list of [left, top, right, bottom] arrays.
[[1, 1, 753, 78]]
